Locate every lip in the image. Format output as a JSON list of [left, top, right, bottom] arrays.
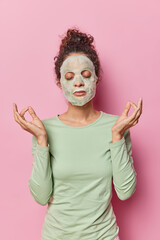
[[73, 91, 86, 96], [73, 90, 86, 93]]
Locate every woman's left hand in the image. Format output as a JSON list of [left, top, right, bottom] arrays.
[[111, 97, 143, 142]]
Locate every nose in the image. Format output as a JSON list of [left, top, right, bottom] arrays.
[[74, 75, 85, 87], [74, 81, 85, 87]]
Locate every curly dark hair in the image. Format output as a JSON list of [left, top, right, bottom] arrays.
[[53, 27, 102, 87]]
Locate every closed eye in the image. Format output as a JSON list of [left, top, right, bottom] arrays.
[[65, 70, 92, 80], [81, 70, 91, 78], [65, 72, 74, 80]]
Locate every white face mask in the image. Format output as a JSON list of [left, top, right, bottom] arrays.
[[59, 55, 98, 106]]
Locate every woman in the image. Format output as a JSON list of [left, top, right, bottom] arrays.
[[13, 28, 142, 240]]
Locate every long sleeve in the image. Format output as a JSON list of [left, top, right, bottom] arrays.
[[109, 129, 137, 201], [28, 135, 53, 206]]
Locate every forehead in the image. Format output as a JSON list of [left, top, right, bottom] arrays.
[[60, 55, 94, 73]]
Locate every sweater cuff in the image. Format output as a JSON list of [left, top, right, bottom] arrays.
[[108, 136, 125, 148], [36, 142, 50, 152]]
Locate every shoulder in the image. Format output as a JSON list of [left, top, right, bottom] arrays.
[[39, 115, 59, 133], [101, 111, 130, 136], [41, 115, 57, 125], [102, 111, 120, 124], [95, 111, 119, 131]]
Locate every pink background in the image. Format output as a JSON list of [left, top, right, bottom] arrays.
[[1, 0, 159, 239]]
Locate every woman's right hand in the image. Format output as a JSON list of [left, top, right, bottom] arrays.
[[13, 103, 47, 139]]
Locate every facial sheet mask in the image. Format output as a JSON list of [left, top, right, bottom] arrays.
[[60, 55, 98, 106]]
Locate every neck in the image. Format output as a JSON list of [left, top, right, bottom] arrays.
[[65, 101, 98, 121]]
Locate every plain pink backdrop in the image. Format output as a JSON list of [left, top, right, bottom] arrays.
[[1, 0, 159, 239]]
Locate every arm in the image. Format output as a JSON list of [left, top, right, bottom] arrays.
[[109, 129, 137, 200], [28, 135, 53, 206]]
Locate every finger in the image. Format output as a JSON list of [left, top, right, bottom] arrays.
[[13, 103, 17, 115], [28, 106, 38, 120], [13, 103, 19, 121], [127, 102, 140, 123], [20, 107, 29, 120], [121, 99, 142, 128], [13, 104, 27, 127], [128, 120, 138, 128], [129, 98, 143, 113], [122, 101, 132, 116], [121, 102, 137, 128], [138, 98, 143, 115], [123, 100, 140, 116], [20, 107, 29, 116], [14, 111, 20, 123], [130, 101, 140, 113], [13, 103, 21, 120], [138, 97, 143, 106], [13, 103, 19, 114], [132, 118, 139, 126], [131, 98, 143, 121], [130, 108, 142, 125], [15, 111, 29, 127], [16, 113, 34, 134], [16, 111, 38, 135], [130, 102, 139, 117], [130, 104, 143, 125], [15, 112, 27, 129], [136, 98, 142, 114], [137, 97, 143, 110], [131, 102, 138, 108]]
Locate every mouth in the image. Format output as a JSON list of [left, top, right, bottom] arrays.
[[73, 91, 86, 96]]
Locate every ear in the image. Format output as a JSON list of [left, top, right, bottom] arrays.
[[57, 80, 62, 89], [96, 79, 99, 86]]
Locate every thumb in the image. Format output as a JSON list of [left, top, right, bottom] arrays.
[[28, 106, 38, 119], [122, 101, 131, 116]]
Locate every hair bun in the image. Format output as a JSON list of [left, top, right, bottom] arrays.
[[62, 28, 94, 48]]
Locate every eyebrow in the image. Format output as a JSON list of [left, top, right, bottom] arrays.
[[64, 67, 92, 74]]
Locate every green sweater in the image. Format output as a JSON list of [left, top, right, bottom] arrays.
[[28, 111, 137, 240]]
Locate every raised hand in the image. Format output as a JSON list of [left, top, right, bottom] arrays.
[[13, 103, 47, 139], [111, 97, 143, 142]]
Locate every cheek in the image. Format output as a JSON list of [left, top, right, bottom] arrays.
[[61, 79, 74, 91], [85, 78, 97, 88]]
